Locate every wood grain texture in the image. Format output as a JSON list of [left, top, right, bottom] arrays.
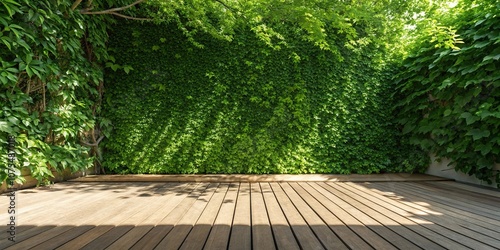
[[1, 179, 498, 250]]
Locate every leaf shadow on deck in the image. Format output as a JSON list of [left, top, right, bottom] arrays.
[[0, 181, 499, 249]]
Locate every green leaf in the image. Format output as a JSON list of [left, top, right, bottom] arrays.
[[1, 36, 12, 50], [474, 19, 486, 27], [123, 65, 133, 74], [7, 116, 19, 126], [0, 75, 7, 85], [473, 41, 490, 49], [467, 129, 490, 141], [460, 112, 480, 125], [26, 66, 33, 77], [483, 54, 500, 61], [25, 53, 33, 64], [0, 121, 13, 133], [1, 0, 20, 17], [478, 110, 500, 120], [479, 144, 492, 155], [439, 78, 454, 89]]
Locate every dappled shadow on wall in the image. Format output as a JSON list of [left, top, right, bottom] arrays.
[[103, 22, 398, 175]]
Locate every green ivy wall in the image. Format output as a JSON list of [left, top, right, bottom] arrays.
[[102, 22, 427, 174], [395, 3, 500, 185]]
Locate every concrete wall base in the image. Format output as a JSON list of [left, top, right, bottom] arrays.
[[426, 155, 499, 188]]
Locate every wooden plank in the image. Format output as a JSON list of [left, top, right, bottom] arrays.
[[203, 183, 239, 250], [0, 225, 34, 236], [228, 183, 251, 250], [0, 183, 70, 212], [4, 182, 142, 250], [250, 183, 276, 250], [317, 182, 416, 249], [130, 183, 210, 250], [294, 183, 374, 250], [106, 183, 193, 250], [282, 183, 348, 249], [426, 181, 500, 200], [360, 182, 500, 248], [437, 181, 500, 198], [66, 184, 172, 249], [0, 225, 55, 249], [154, 183, 219, 250], [56, 226, 115, 250], [306, 183, 396, 250], [6, 188, 100, 224], [33, 225, 95, 249], [364, 182, 500, 228], [399, 182, 500, 225], [21, 191, 116, 224], [355, 182, 499, 249], [359, 182, 500, 233], [179, 184, 230, 250], [81, 226, 134, 250], [5, 182, 131, 221], [16, 182, 155, 225], [329, 183, 445, 249], [269, 182, 324, 250], [4, 179, 500, 250], [260, 183, 300, 250], [403, 182, 500, 219], [56, 183, 180, 250], [412, 183, 500, 228], [420, 182, 500, 207], [4, 226, 74, 250], [0, 182, 89, 209]]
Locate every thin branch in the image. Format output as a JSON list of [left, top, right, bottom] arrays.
[[110, 12, 152, 21], [80, 0, 146, 15], [71, 0, 83, 11], [81, 135, 105, 147], [214, 0, 238, 13], [79, 0, 151, 21], [83, 11, 152, 21]]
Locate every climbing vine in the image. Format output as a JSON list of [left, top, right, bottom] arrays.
[[103, 22, 427, 174], [395, 0, 500, 186], [0, 0, 114, 184]]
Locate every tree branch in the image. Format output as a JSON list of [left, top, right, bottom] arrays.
[[82, 11, 152, 21], [78, 0, 152, 21], [71, 0, 83, 11], [214, 0, 238, 13], [81, 135, 105, 147], [110, 12, 152, 21], [80, 0, 146, 15]]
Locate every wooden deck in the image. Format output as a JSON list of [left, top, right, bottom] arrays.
[[1, 176, 499, 249]]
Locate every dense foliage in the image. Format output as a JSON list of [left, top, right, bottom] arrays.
[[395, 0, 500, 185], [103, 22, 428, 174], [0, 0, 425, 184], [0, 0, 114, 184], [1, 0, 498, 186]]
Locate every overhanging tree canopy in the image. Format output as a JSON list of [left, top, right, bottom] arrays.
[[70, 0, 432, 56]]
